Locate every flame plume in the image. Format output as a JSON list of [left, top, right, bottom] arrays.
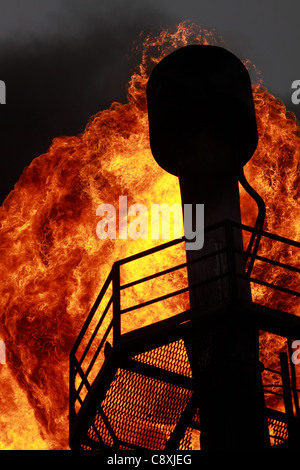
[[0, 22, 299, 449]]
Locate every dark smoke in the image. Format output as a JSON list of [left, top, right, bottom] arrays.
[[0, 0, 170, 204]]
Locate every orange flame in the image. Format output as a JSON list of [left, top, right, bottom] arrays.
[[0, 22, 299, 449]]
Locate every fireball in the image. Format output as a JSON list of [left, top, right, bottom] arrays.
[[0, 22, 299, 449]]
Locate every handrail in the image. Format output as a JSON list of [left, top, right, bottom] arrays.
[[70, 220, 300, 422], [71, 268, 113, 356], [116, 219, 227, 266], [120, 273, 228, 315], [231, 221, 300, 248], [234, 250, 300, 274], [120, 247, 227, 291], [237, 274, 300, 298]]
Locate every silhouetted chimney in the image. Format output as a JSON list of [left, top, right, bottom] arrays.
[[147, 45, 270, 449]]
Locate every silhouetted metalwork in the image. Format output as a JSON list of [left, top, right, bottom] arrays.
[[147, 44, 268, 449], [69, 221, 300, 450], [69, 45, 300, 450]]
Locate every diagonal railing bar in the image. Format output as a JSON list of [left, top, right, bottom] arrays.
[[120, 247, 227, 291], [231, 221, 300, 249], [71, 269, 113, 357], [235, 250, 300, 274], [78, 295, 113, 366], [73, 355, 91, 391], [239, 275, 300, 298], [120, 273, 228, 315], [84, 319, 114, 380], [75, 319, 114, 400]]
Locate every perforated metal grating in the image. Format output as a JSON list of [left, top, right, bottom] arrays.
[[80, 339, 197, 450], [132, 339, 192, 378], [268, 417, 289, 446], [70, 221, 300, 450], [77, 337, 293, 450]]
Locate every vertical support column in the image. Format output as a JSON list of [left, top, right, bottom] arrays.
[[225, 220, 238, 300], [69, 353, 76, 427], [280, 352, 294, 438], [179, 168, 269, 450], [112, 262, 121, 347]]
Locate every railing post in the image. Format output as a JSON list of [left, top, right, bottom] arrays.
[[112, 262, 121, 347], [69, 354, 76, 436], [224, 220, 237, 300], [280, 352, 295, 437], [225, 220, 252, 302]]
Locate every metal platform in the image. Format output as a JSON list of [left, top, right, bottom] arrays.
[[69, 221, 300, 450]]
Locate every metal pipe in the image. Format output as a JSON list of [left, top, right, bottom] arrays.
[[147, 45, 270, 449]]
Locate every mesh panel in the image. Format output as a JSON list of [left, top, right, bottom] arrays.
[[88, 412, 114, 448], [178, 427, 193, 450], [132, 339, 192, 377], [101, 368, 193, 449], [192, 408, 201, 425], [268, 417, 288, 446], [79, 339, 199, 450]]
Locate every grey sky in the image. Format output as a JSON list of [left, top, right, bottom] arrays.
[[0, 0, 298, 97], [0, 0, 299, 203]]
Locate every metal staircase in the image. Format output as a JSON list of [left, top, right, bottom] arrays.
[[69, 221, 300, 450]]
